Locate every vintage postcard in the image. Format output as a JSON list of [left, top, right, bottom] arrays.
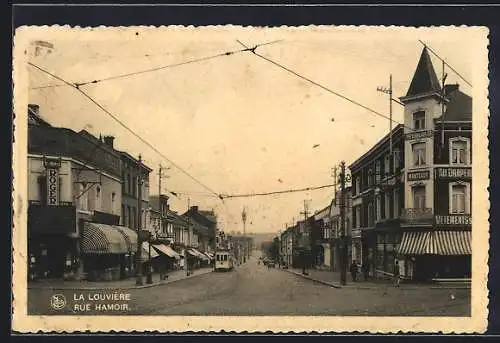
[[12, 25, 489, 333]]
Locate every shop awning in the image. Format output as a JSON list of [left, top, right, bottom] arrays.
[[81, 223, 129, 254], [432, 230, 471, 255], [397, 231, 433, 255], [141, 241, 160, 260], [153, 244, 181, 260], [113, 226, 139, 252], [188, 248, 209, 260], [397, 230, 471, 256]]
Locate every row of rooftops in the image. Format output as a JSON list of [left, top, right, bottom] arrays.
[[28, 104, 153, 173]]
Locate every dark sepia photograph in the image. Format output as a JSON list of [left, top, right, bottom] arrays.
[[12, 25, 489, 333]]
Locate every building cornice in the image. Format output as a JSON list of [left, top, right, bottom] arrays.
[[28, 153, 122, 182]]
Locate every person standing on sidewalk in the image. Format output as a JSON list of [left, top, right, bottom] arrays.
[[350, 260, 358, 282], [393, 260, 401, 287]]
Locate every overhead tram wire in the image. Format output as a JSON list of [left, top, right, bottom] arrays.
[[220, 183, 336, 199], [418, 40, 473, 88], [236, 40, 415, 131], [28, 61, 223, 201], [29, 40, 283, 90]]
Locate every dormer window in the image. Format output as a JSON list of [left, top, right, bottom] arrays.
[[413, 111, 426, 130]]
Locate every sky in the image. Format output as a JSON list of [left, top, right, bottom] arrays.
[[25, 26, 474, 235]]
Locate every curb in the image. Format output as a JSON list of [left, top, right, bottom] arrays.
[[285, 269, 342, 289], [284, 269, 471, 290], [28, 269, 214, 291]]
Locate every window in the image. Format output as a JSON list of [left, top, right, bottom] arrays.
[[132, 177, 137, 197], [375, 195, 381, 221], [451, 139, 468, 165], [412, 186, 426, 209], [356, 207, 361, 228], [412, 142, 426, 166], [393, 149, 401, 171], [451, 184, 467, 214], [394, 189, 400, 218], [384, 191, 391, 219], [127, 206, 132, 228], [413, 111, 426, 130], [375, 161, 381, 184], [367, 203, 374, 226], [78, 183, 89, 211], [355, 176, 361, 195], [384, 154, 390, 176], [111, 192, 116, 214], [95, 186, 101, 210], [368, 169, 373, 186]]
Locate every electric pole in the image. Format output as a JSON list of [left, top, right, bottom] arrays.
[[441, 60, 448, 147], [339, 161, 347, 286], [330, 166, 338, 271], [300, 200, 310, 275], [377, 74, 394, 157], [135, 154, 144, 286]]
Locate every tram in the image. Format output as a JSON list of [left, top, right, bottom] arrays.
[[214, 250, 234, 272]]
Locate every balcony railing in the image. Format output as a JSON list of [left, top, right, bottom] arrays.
[[401, 208, 434, 225]]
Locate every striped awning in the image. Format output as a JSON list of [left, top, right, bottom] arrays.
[[81, 223, 129, 254], [152, 244, 181, 260], [141, 241, 160, 260], [188, 248, 208, 260], [432, 230, 471, 255], [397, 231, 433, 255], [397, 230, 471, 256], [113, 226, 139, 252]]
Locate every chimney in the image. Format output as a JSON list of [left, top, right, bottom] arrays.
[[103, 135, 115, 148], [28, 104, 40, 116], [444, 84, 459, 96]]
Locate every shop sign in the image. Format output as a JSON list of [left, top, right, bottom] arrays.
[[407, 170, 430, 181], [434, 215, 472, 226], [43, 157, 61, 169], [46, 168, 59, 206], [435, 167, 472, 179], [405, 130, 433, 141]]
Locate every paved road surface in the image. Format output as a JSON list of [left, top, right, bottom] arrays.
[[28, 254, 470, 316]]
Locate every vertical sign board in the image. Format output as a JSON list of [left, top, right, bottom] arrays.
[[44, 157, 61, 206], [46, 168, 59, 205]]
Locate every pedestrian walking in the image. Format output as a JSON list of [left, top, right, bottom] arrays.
[[393, 260, 401, 287], [350, 260, 358, 282]]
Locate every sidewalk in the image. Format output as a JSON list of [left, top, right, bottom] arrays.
[[283, 268, 471, 290], [28, 267, 214, 291]]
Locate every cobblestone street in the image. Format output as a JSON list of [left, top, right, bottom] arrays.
[[28, 255, 471, 316]]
